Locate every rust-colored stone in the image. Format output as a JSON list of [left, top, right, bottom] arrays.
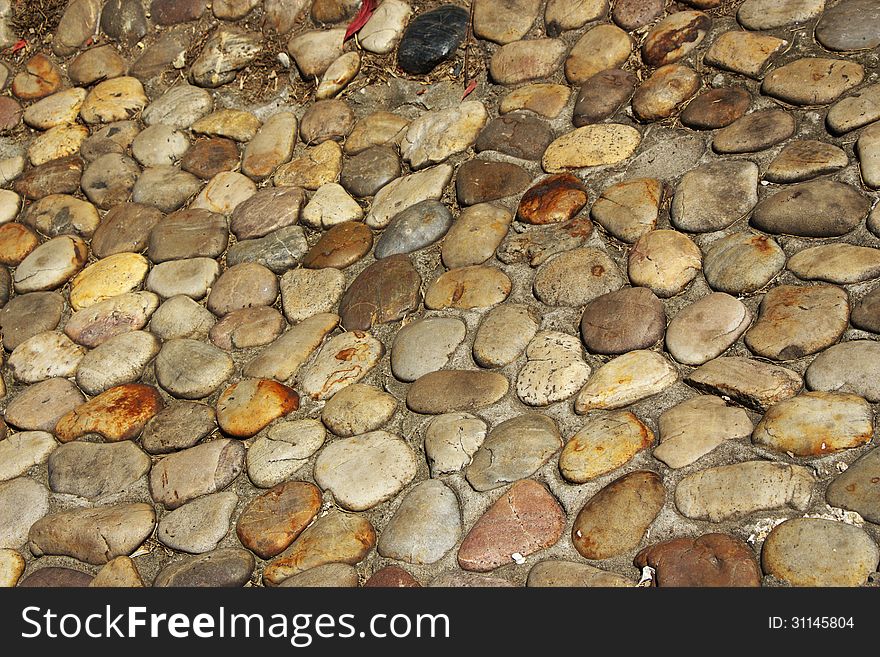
[[364, 565, 421, 587], [517, 173, 588, 225], [634, 534, 761, 587], [12, 54, 63, 100], [0, 223, 40, 266], [182, 137, 241, 180], [236, 481, 322, 559], [216, 378, 300, 437], [458, 479, 565, 572], [303, 221, 373, 269], [642, 11, 711, 68], [55, 383, 164, 443]]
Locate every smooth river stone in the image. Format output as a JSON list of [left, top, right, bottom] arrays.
[[575, 350, 678, 413], [753, 391, 873, 456], [8, 332, 85, 383], [681, 87, 751, 130], [4, 379, 83, 433], [744, 284, 849, 361], [534, 247, 624, 306], [0, 478, 49, 549], [474, 0, 540, 43], [671, 161, 758, 233], [441, 203, 513, 269], [148, 209, 228, 263], [243, 311, 338, 382], [48, 441, 151, 500], [23, 194, 99, 238], [225, 226, 308, 274], [0, 292, 64, 351], [149, 439, 245, 510], [19, 568, 93, 587], [424, 265, 511, 310], [489, 39, 568, 86], [142, 84, 213, 129], [236, 481, 321, 559], [321, 384, 397, 437], [240, 111, 297, 181], [13, 234, 87, 293], [54, 383, 164, 443], [65, 291, 159, 348], [573, 68, 637, 126], [685, 356, 802, 412], [456, 160, 531, 206], [516, 331, 591, 406], [580, 287, 665, 355], [146, 258, 219, 300], [397, 5, 469, 75], [473, 303, 539, 368], [859, 122, 880, 188], [68, 252, 150, 311], [565, 24, 631, 85], [827, 83, 880, 134], [154, 338, 234, 399], [788, 244, 880, 284], [338, 255, 421, 330], [676, 461, 813, 522], [635, 534, 762, 587], [712, 109, 796, 154], [374, 200, 453, 259], [156, 491, 237, 554], [642, 10, 711, 67], [737, 0, 825, 30], [704, 31, 786, 79], [303, 222, 373, 270], [542, 124, 641, 173], [654, 395, 753, 469], [476, 112, 554, 161], [91, 203, 164, 258], [14, 156, 83, 200], [765, 140, 848, 182], [298, 330, 383, 400], [365, 163, 452, 229], [763, 58, 864, 105], [401, 101, 487, 170], [359, 0, 411, 53], [131, 166, 202, 212], [424, 412, 487, 477], [466, 414, 562, 491], [826, 447, 880, 523], [75, 330, 160, 395], [153, 548, 255, 587], [527, 560, 633, 587], [391, 317, 466, 382], [28, 503, 155, 565], [590, 177, 661, 243], [815, 0, 880, 51], [852, 285, 880, 333], [345, 111, 409, 155], [378, 480, 461, 564], [544, 0, 608, 34], [458, 479, 565, 572], [666, 293, 751, 366], [0, 550, 25, 587], [631, 64, 700, 122], [216, 379, 299, 437], [141, 401, 216, 455], [0, 223, 38, 266], [762, 518, 879, 586], [499, 83, 571, 118], [806, 340, 880, 402], [340, 145, 400, 198], [627, 229, 702, 298], [406, 370, 509, 414], [559, 411, 654, 483], [263, 510, 375, 586], [0, 432, 56, 481], [572, 471, 665, 560], [246, 419, 326, 488], [702, 232, 786, 295], [364, 565, 421, 588]]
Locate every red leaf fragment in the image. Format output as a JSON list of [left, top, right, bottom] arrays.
[[9, 39, 27, 54], [462, 78, 477, 100], [345, 0, 378, 42]]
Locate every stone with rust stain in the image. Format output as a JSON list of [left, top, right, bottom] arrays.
[[55, 383, 164, 443], [458, 479, 565, 572], [572, 470, 665, 559], [406, 370, 509, 415], [642, 11, 711, 68], [744, 284, 849, 361], [12, 54, 62, 100], [338, 254, 420, 330], [635, 534, 761, 587], [14, 156, 84, 200], [64, 291, 159, 348], [299, 331, 384, 400], [424, 266, 511, 310], [28, 502, 155, 565], [236, 481, 322, 559], [702, 231, 786, 295], [215, 379, 299, 437], [752, 391, 873, 456], [149, 439, 245, 509], [560, 411, 654, 483], [517, 174, 588, 225], [627, 229, 702, 298], [263, 510, 376, 585], [303, 222, 373, 270], [631, 64, 700, 122]]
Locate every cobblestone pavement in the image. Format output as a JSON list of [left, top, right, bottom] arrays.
[[0, 0, 879, 588]]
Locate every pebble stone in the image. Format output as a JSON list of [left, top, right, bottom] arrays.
[[765, 140, 848, 183], [441, 203, 512, 269], [627, 229, 702, 298], [149, 439, 245, 510], [516, 331, 591, 406], [826, 447, 880, 524], [635, 534, 762, 587], [713, 110, 796, 154], [703, 232, 786, 294], [246, 419, 326, 488], [157, 491, 237, 554], [0, 478, 49, 549], [378, 480, 461, 564], [575, 350, 678, 413], [321, 384, 397, 437], [671, 161, 758, 233], [763, 58, 864, 106], [140, 401, 216, 455], [473, 303, 539, 368], [154, 338, 234, 399], [534, 247, 625, 306], [75, 330, 160, 395], [407, 370, 509, 415], [424, 412, 487, 478], [559, 411, 654, 483], [153, 548, 255, 587], [806, 340, 880, 402], [216, 378, 299, 437], [236, 480, 321, 559], [391, 317, 466, 382], [0, 432, 57, 482], [580, 287, 666, 355], [48, 441, 151, 500], [666, 293, 752, 366], [527, 560, 633, 587], [685, 356, 803, 412], [4, 378, 84, 433]]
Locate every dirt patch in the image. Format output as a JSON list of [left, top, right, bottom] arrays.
[[9, 0, 67, 45]]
